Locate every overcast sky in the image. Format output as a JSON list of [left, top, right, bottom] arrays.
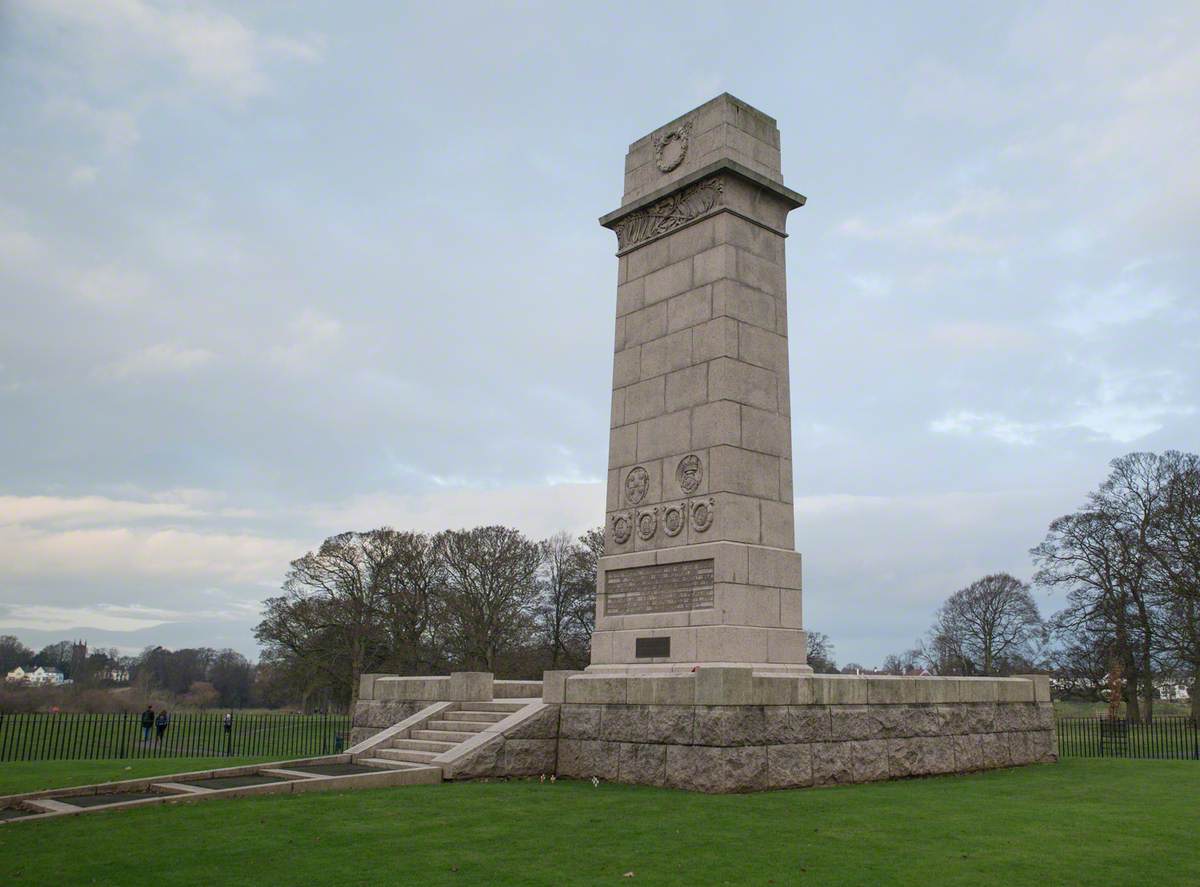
[[1, 2, 1197, 666]]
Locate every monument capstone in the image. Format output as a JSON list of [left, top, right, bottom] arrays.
[[589, 93, 809, 674]]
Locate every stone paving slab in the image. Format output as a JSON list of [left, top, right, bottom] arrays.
[[58, 791, 161, 808]]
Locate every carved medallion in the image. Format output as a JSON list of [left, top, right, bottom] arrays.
[[624, 466, 650, 505], [676, 454, 703, 495], [690, 498, 715, 533], [612, 512, 633, 545], [662, 503, 685, 537], [637, 507, 658, 541], [612, 177, 724, 251], [654, 121, 692, 173]]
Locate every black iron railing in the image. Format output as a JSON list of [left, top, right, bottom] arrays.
[[1056, 716, 1200, 760], [0, 711, 351, 761]]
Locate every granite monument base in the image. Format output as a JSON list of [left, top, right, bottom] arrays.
[[351, 668, 1057, 792]]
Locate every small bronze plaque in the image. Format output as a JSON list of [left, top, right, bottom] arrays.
[[635, 636, 671, 658], [604, 559, 715, 616]]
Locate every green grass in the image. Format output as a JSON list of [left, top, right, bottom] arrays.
[[1053, 699, 1194, 718], [2, 759, 1198, 885], [0, 757, 276, 796]]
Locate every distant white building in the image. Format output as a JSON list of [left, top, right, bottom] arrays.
[[1157, 681, 1192, 702], [99, 666, 130, 684], [4, 666, 65, 686]]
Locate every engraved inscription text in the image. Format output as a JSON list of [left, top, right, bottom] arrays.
[[605, 559, 715, 616]]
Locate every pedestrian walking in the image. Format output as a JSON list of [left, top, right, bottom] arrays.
[[140, 705, 155, 742], [155, 708, 170, 741]]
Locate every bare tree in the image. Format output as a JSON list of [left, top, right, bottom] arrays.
[[378, 530, 444, 674], [805, 632, 838, 673], [929, 574, 1043, 675], [1034, 508, 1147, 720], [437, 526, 543, 671], [0, 635, 34, 673], [537, 530, 599, 669], [1045, 621, 1113, 702], [880, 649, 922, 675], [260, 531, 397, 708], [1095, 453, 1171, 722], [1149, 451, 1200, 717]]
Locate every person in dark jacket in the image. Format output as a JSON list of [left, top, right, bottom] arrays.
[[154, 709, 170, 741], [140, 706, 155, 742]]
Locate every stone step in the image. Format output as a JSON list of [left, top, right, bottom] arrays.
[[427, 719, 492, 733], [391, 738, 455, 753], [358, 760, 444, 784], [375, 748, 440, 764], [411, 729, 475, 743], [467, 701, 527, 712], [359, 757, 426, 770], [445, 710, 506, 723]]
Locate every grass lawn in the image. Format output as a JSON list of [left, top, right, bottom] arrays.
[[0, 757, 277, 796], [2, 758, 1198, 886], [1053, 699, 1194, 718]]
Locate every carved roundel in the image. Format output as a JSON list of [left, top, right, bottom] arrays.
[[654, 121, 692, 173], [676, 454, 703, 495], [612, 512, 632, 545], [662, 503, 685, 537], [690, 498, 715, 533], [624, 466, 650, 505], [637, 508, 658, 541]]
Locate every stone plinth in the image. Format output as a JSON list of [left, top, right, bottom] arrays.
[[553, 670, 1056, 792], [591, 94, 809, 673], [349, 669, 1057, 791]]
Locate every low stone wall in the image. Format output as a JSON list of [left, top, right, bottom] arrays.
[[350, 701, 429, 746], [495, 680, 544, 699]]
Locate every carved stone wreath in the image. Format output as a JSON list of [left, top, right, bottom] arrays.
[[624, 466, 649, 505], [637, 507, 658, 541], [653, 120, 692, 173], [662, 503, 685, 537], [612, 177, 723, 251], [676, 454, 703, 495], [690, 498, 715, 533], [612, 512, 633, 545]]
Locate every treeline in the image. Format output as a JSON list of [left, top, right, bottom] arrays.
[[255, 526, 602, 707], [883, 451, 1199, 722], [134, 646, 257, 708], [0, 642, 264, 713]]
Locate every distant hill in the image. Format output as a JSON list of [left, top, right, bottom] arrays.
[[3, 620, 260, 658]]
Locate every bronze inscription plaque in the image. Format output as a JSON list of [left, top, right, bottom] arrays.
[[605, 559, 715, 616]]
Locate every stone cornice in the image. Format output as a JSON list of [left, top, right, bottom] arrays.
[[599, 158, 806, 230]]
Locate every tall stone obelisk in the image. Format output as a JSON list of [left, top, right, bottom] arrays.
[[589, 94, 809, 674]]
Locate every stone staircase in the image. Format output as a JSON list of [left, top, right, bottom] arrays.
[[357, 700, 529, 773]]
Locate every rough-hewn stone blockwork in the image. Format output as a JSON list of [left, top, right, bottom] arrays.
[[548, 701, 1054, 793], [352, 700, 428, 729]]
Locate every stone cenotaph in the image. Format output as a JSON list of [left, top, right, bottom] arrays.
[[349, 96, 1057, 792], [588, 94, 809, 674]]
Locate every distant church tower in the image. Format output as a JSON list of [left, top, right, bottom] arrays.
[[71, 639, 88, 677]]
